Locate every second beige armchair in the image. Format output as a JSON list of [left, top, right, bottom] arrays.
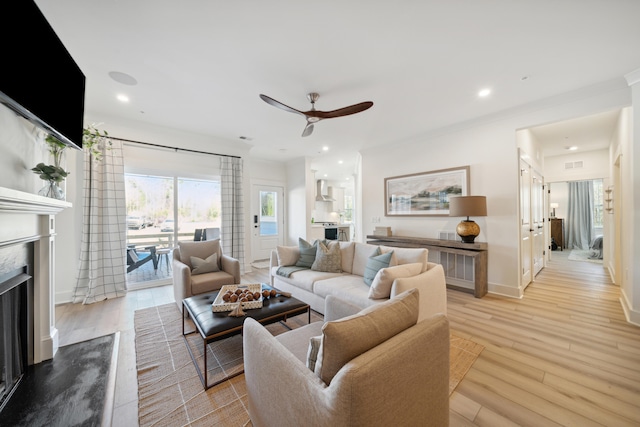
[[172, 239, 240, 312]]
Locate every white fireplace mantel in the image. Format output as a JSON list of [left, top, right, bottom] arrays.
[[0, 186, 71, 363]]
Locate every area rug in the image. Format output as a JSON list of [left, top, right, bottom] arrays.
[[135, 303, 483, 426], [568, 249, 603, 263], [1, 333, 117, 427]]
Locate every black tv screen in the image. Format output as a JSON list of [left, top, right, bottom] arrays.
[[0, 0, 85, 149]]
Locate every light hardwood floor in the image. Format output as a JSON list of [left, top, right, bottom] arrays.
[[55, 252, 640, 426]]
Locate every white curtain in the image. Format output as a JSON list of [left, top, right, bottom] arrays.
[[73, 139, 127, 304], [220, 157, 245, 274], [566, 180, 594, 250]]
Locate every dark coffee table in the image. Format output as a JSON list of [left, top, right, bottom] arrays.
[[182, 284, 310, 389]]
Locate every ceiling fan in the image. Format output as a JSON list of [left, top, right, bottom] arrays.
[[259, 92, 373, 137]]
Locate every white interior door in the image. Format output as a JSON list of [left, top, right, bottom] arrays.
[[532, 170, 545, 276], [520, 159, 532, 287], [251, 184, 284, 262]]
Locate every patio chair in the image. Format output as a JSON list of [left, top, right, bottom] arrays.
[[203, 227, 220, 241], [127, 246, 158, 273]]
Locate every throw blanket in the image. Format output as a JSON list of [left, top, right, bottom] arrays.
[[276, 265, 309, 278]]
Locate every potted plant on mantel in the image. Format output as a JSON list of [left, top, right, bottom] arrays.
[[32, 134, 69, 200]]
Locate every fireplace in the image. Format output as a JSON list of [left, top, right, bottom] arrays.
[[0, 186, 69, 411], [0, 263, 33, 411]]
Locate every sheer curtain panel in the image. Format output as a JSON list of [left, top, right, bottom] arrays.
[[566, 180, 594, 250], [220, 157, 245, 274], [73, 139, 127, 304]]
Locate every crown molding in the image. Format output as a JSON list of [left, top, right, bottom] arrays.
[[624, 68, 640, 86]]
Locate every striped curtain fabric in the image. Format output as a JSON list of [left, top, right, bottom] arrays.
[[220, 157, 245, 274], [73, 139, 127, 304]]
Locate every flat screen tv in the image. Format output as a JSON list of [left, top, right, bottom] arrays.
[[0, 0, 85, 150]]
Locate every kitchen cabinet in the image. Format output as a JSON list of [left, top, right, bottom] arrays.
[[330, 187, 344, 212]]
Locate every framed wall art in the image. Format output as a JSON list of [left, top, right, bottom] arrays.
[[384, 166, 470, 216]]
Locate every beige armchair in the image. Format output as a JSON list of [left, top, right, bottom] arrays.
[[243, 289, 450, 427], [172, 240, 240, 312]]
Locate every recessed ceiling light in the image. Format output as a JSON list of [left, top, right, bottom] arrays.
[[521, 75, 530, 81], [239, 136, 253, 141], [322, 146, 329, 151], [338, 160, 343, 164], [116, 94, 129, 103], [109, 71, 138, 86], [323, 174, 328, 177], [478, 88, 491, 97], [567, 146, 578, 151]]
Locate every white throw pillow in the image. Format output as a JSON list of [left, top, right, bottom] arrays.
[[276, 246, 300, 266], [368, 262, 422, 299], [190, 253, 219, 275]]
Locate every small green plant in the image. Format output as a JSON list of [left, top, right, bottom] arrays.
[[32, 163, 69, 182], [32, 134, 70, 182], [44, 134, 67, 167], [83, 124, 111, 161]]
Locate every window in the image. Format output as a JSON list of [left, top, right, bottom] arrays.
[[593, 179, 603, 228]]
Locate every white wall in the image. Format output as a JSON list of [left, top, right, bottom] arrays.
[[360, 81, 631, 298], [620, 70, 640, 325], [545, 148, 610, 183]]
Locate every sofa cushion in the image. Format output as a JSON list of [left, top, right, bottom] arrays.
[[352, 243, 380, 276], [363, 248, 394, 286], [338, 242, 355, 274], [369, 262, 422, 299], [296, 238, 317, 268], [313, 275, 378, 309], [275, 269, 345, 293], [178, 239, 221, 270], [276, 245, 300, 266], [190, 253, 220, 275], [312, 241, 342, 273], [382, 246, 429, 272], [314, 288, 419, 384]]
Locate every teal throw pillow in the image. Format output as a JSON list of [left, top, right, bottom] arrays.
[[295, 238, 317, 268], [363, 248, 393, 286]]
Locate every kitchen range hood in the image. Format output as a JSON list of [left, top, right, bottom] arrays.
[[316, 180, 335, 202]]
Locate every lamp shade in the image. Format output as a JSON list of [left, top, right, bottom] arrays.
[[550, 203, 559, 209], [449, 196, 487, 217]]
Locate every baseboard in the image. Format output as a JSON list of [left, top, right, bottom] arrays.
[[619, 291, 640, 327], [55, 289, 74, 305], [488, 282, 523, 299]]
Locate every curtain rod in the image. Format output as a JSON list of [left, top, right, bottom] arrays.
[[109, 135, 241, 159]]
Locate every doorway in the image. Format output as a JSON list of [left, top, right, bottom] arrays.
[[251, 184, 284, 263]]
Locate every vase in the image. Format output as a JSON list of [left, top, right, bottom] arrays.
[[38, 180, 65, 200]]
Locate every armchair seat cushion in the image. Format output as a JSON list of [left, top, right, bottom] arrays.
[[190, 270, 236, 295]]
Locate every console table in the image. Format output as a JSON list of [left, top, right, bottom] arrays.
[[366, 235, 488, 298]]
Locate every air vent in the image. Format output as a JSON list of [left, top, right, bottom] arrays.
[[564, 160, 584, 170]]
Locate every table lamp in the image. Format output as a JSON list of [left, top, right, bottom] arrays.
[[550, 203, 558, 218], [449, 196, 487, 243]]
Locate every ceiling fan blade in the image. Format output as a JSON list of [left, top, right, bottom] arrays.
[[310, 101, 374, 119], [259, 94, 305, 116], [301, 122, 314, 137]]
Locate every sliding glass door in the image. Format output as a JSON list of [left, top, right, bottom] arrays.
[[125, 173, 220, 288]]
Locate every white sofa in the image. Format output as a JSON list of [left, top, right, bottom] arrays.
[[269, 240, 447, 321]]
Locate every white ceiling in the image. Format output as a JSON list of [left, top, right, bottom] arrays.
[[34, 1, 640, 182]]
